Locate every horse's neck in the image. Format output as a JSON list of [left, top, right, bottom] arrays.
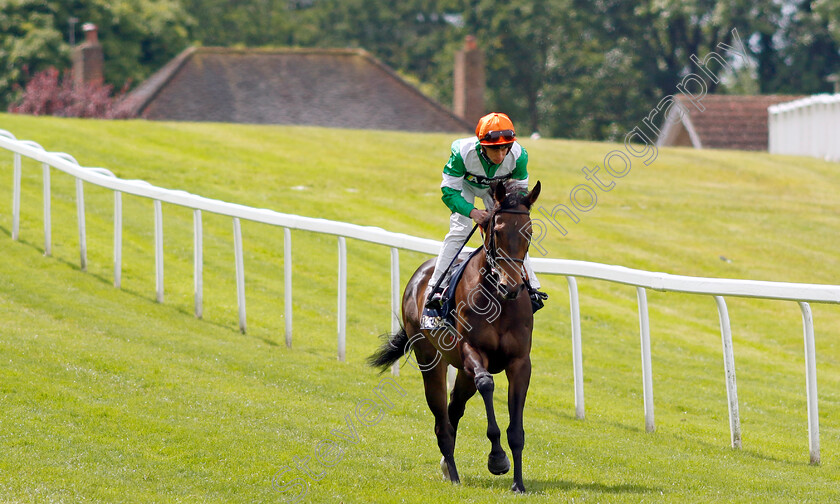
[[463, 247, 495, 291]]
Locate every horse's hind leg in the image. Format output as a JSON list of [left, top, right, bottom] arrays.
[[447, 369, 477, 445], [415, 339, 460, 484]]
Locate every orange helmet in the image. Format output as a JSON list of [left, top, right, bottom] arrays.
[[476, 112, 516, 146]]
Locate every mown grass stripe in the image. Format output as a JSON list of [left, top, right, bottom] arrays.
[[1, 113, 840, 502]]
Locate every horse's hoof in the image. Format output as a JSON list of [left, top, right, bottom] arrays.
[[488, 451, 510, 475], [511, 481, 526, 493], [440, 456, 460, 484]]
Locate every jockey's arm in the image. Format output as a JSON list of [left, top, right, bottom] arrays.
[[440, 142, 475, 217], [510, 145, 529, 189]]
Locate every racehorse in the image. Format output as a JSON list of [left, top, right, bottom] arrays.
[[369, 180, 541, 493]]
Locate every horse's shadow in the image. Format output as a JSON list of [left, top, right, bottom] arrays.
[[464, 475, 661, 495]]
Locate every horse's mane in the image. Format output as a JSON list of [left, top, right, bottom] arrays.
[[495, 180, 533, 210]]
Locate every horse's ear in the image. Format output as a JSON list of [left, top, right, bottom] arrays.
[[526, 181, 541, 208], [493, 180, 506, 203]]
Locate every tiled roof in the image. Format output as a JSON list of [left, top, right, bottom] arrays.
[[658, 95, 805, 151], [118, 47, 471, 133]]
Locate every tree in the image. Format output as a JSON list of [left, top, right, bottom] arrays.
[[462, 0, 558, 134], [0, 1, 67, 109], [548, 0, 771, 139], [0, 0, 193, 110], [179, 0, 297, 47], [53, 0, 194, 89], [182, 0, 468, 114], [8, 0, 835, 137], [8, 66, 133, 118], [815, 0, 840, 48], [537, 3, 652, 140], [752, 0, 840, 94]]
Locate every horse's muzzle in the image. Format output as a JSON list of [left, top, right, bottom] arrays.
[[498, 282, 525, 301]]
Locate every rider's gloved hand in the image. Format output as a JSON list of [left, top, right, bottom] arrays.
[[469, 208, 490, 227]]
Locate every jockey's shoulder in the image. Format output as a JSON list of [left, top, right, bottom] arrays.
[[451, 136, 477, 149]]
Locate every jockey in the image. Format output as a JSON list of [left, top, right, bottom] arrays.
[[424, 112, 548, 317]]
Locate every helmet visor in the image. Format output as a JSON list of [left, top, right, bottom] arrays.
[[480, 129, 516, 144]]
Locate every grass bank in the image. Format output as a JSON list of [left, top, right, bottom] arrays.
[[1, 114, 839, 502]]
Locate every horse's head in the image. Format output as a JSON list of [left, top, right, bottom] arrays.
[[484, 180, 541, 301]]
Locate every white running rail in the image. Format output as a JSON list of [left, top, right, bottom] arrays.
[[768, 94, 840, 162], [2, 128, 837, 465]]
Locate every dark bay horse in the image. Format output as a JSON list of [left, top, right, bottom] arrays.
[[369, 180, 541, 493]]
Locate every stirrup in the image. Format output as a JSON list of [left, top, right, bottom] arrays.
[[420, 313, 444, 331]]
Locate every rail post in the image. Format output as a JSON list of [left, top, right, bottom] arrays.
[[194, 210, 203, 319], [114, 192, 122, 287], [800, 302, 820, 465], [715, 296, 741, 449], [154, 200, 163, 302], [76, 178, 87, 272], [637, 287, 655, 433], [43, 163, 51, 256], [338, 236, 347, 361], [12, 153, 20, 241], [234, 217, 247, 334], [284, 227, 292, 347], [567, 276, 585, 420], [390, 247, 400, 375]]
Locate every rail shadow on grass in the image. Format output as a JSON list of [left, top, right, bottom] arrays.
[[534, 406, 649, 436], [464, 475, 660, 494], [667, 430, 812, 468], [1, 228, 261, 337], [598, 410, 814, 468]]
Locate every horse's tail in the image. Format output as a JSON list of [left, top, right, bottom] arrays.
[[367, 326, 410, 373]]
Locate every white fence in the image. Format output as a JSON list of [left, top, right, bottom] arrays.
[[768, 94, 840, 162], [3, 127, 838, 465]]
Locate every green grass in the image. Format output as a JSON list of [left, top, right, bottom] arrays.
[[1, 113, 840, 503]]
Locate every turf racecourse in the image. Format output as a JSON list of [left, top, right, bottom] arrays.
[[1, 113, 840, 503]]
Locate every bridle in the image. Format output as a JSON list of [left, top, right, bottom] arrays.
[[484, 207, 531, 297]]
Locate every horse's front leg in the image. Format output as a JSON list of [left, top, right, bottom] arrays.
[[463, 344, 510, 476], [506, 356, 531, 493]]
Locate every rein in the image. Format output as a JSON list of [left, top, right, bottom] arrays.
[[484, 208, 531, 291]]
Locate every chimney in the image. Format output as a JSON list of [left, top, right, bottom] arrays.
[[828, 73, 840, 94], [453, 35, 485, 126], [72, 23, 104, 89]]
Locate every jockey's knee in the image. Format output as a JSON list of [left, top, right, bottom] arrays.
[[443, 229, 471, 244]]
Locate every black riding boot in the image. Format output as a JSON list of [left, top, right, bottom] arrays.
[[529, 288, 548, 313]]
